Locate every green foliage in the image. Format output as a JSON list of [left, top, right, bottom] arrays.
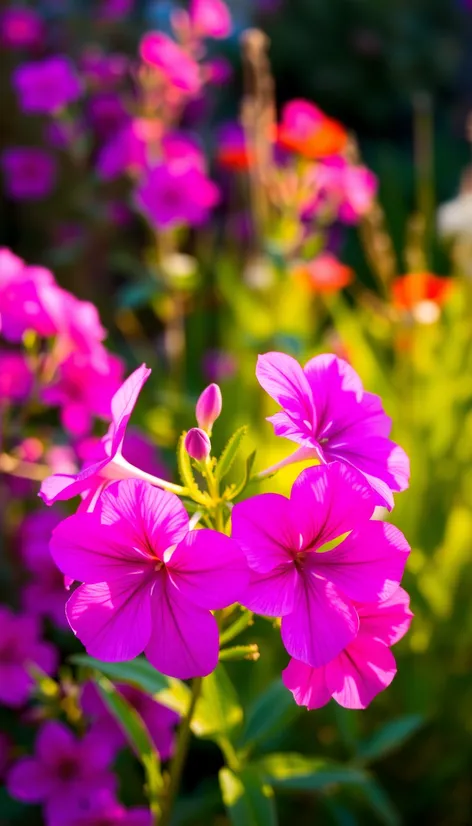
[[252, 753, 369, 792], [240, 679, 300, 752], [192, 664, 243, 739], [215, 426, 248, 484], [219, 767, 278, 826], [356, 715, 424, 764]]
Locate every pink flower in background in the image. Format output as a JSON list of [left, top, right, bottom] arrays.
[[50, 478, 249, 678], [0, 351, 33, 401], [1, 147, 56, 200], [97, 120, 151, 181], [283, 587, 413, 709], [189, 0, 232, 39], [0, 252, 57, 342], [87, 93, 128, 138], [40, 364, 152, 505], [140, 32, 201, 95], [7, 721, 116, 826], [232, 463, 409, 668], [68, 790, 152, 826], [99, 0, 134, 20], [81, 681, 179, 760], [278, 99, 348, 159], [13, 56, 82, 114], [135, 164, 219, 229], [43, 288, 107, 359], [80, 48, 129, 90], [162, 132, 206, 173], [217, 122, 252, 171], [0, 606, 57, 707], [202, 348, 237, 382], [256, 351, 410, 508], [41, 350, 124, 437], [78, 426, 170, 486], [205, 56, 232, 85], [306, 158, 377, 224], [0, 6, 45, 48], [21, 510, 69, 629]]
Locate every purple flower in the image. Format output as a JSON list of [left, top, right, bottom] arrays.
[[283, 587, 413, 709], [256, 351, 410, 508], [1, 147, 56, 200], [135, 164, 219, 229], [202, 349, 237, 382], [50, 478, 249, 678], [0, 351, 33, 401], [232, 463, 409, 668], [0, 606, 57, 707], [0, 6, 45, 49], [81, 681, 178, 761], [6, 721, 117, 826], [21, 510, 69, 629], [185, 427, 211, 461], [68, 790, 152, 826], [13, 56, 82, 114], [99, 0, 134, 20]]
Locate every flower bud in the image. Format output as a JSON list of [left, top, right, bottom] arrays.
[[184, 428, 211, 461], [196, 383, 222, 433]]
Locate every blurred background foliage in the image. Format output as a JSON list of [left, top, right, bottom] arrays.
[[1, 1, 471, 825]]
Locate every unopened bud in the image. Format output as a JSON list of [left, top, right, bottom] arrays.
[[184, 428, 211, 461], [196, 383, 222, 433]]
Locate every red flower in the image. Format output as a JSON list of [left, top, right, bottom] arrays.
[[392, 272, 452, 310]]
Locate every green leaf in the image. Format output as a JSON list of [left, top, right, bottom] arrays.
[[219, 767, 278, 826], [225, 450, 257, 501], [95, 675, 163, 812], [177, 432, 207, 505], [253, 753, 368, 791], [192, 664, 243, 739], [215, 426, 248, 484], [240, 679, 300, 750], [71, 654, 191, 717], [357, 778, 401, 826], [357, 715, 424, 764]]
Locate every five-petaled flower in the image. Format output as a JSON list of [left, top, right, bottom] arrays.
[[50, 478, 249, 679], [232, 463, 410, 668]]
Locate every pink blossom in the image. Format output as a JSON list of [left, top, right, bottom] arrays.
[[185, 427, 211, 460], [6, 721, 117, 826], [189, 0, 232, 39], [135, 163, 219, 229], [278, 99, 348, 159], [80, 48, 129, 90], [0, 6, 45, 48], [41, 287, 107, 358], [96, 120, 151, 181], [196, 383, 222, 432], [20, 510, 69, 629], [140, 32, 201, 95], [0, 606, 57, 707], [40, 364, 153, 505], [68, 790, 152, 826], [202, 348, 237, 381], [87, 93, 128, 138], [1, 147, 56, 200], [50, 478, 249, 678], [13, 56, 82, 114], [81, 681, 179, 760], [41, 350, 124, 437], [283, 587, 413, 709], [0, 252, 58, 342], [0, 351, 33, 401], [256, 351, 410, 508], [306, 158, 377, 224], [232, 463, 409, 668]]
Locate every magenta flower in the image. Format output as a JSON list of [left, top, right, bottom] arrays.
[[306, 158, 378, 224], [21, 510, 69, 629], [189, 0, 232, 39], [81, 681, 179, 761], [68, 790, 152, 826], [196, 383, 222, 432], [0, 6, 45, 48], [232, 463, 409, 668], [41, 349, 124, 437], [256, 351, 409, 508], [13, 56, 82, 114], [185, 427, 211, 461], [40, 364, 156, 506], [140, 32, 201, 95], [1, 147, 56, 200], [0, 351, 33, 401], [283, 587, 413, 709], [0, 606, 57, 707], [135, 164, 219, 229], [99, 0, 134, 20], [0, 251, 58, 341], [6, 721, 117, 826], [50, 478, 249, 678]]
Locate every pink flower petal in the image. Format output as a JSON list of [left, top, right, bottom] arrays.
[[39, 459, 109, 505], [281, 576, 358, 668], [290, 463, 375, 550], [167, 529, 248, 610], [326, 636, 397, 709], [36, 720, 75, 766], [66, 579, 152, 662], [240, 565, 299, 616], [282, 658, 332, 710], [325, 439, 410, 510], [7, 758, 54, 802], [309, 520, 410, 603], [357, 587, 413, 646], [110, 364, 151, 452], [256, 352, 316, 442], [231, 493, 295, 573], [146, 581, 219, 679]]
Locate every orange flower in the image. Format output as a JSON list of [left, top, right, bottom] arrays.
[[292, 253, 354, 293], [278, 99, 348, 160], [392, 272, 453, 311]]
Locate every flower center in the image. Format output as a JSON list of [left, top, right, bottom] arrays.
[[294, 550, 306, 570]]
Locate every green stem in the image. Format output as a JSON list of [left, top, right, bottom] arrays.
[[159, 677, 202, 826]]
